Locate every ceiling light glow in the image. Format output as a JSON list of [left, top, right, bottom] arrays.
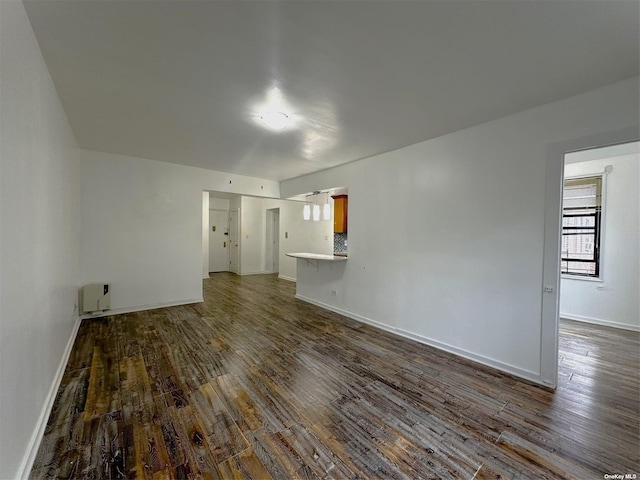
[[257, 111, 292, 131], [252, 85, 299, 132]]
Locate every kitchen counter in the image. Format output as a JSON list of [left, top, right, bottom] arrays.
[[286, 252, 348, 261], [288, 252, 347, 309]]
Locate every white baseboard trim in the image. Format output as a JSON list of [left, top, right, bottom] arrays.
[[80, 298, 204, 319], [392, 327, 544, 386], [202, 275, 210, 280], [239, 271, 267, 276], [560, 313, 640, 332], [17, 314, 82, 479], [277, 275, 296, 282], [295, 294, 544, 387]]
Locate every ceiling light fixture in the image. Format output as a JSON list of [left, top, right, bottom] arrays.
[[313, 201, 321, 222], [257, 111, 292, 131], [253, 85, 298, 132], [323, 192, 331, 221], [303, 191, 331, 222]]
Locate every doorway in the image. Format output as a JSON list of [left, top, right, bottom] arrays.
[[265, 208, 280, 273], [229, 209, 240, 274], [209, 210, 229, 272], [540, 127, 639, 388], [560, 141, 639, 329]]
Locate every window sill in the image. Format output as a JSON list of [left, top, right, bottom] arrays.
[[561, 274, 602, 283]]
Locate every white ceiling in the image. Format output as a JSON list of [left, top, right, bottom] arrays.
[[24, 1, 639, 181]]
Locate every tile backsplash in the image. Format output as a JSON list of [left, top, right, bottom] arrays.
[[334, 233, 348, 255]]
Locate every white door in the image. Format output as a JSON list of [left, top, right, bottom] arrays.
[[272, 210, 280, 273], [209, 210, 229, 272], [265, 209, 280, 273], [229, 210, 240, 274]]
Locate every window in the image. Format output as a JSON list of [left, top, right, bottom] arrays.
[[561, 176, 602, 277]]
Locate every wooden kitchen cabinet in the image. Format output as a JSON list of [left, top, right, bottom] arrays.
[[332, 195, 348, 233]]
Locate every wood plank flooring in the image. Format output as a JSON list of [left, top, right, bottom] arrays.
[[31, 273, 639, 479]]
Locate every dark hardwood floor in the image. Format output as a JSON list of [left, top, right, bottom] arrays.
[[31, 273, 639, 479]]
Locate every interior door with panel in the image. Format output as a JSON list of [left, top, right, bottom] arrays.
[[265, 209, 280, 273], [209, 210, 229, 272], [229, 209, 240, 274]]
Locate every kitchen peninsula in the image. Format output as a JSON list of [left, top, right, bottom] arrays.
[[286, 252, 348, 263], [286, 252, 347, 306]]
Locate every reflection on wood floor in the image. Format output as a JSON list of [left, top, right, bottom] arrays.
[[31, 273, 639, 479]]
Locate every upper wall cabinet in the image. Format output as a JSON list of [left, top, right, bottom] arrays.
[[332, 195, 348, 233]]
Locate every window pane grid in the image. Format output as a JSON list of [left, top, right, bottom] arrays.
[[561, 176, 602, 277]]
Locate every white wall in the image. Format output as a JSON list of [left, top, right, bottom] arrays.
[[80, 150, 279, 312], [281, 77, 639, 386], [202, 192, 209, 279], [0, 2, 82, 477], [561, 152, 639, 331], [235, 196, 333, 279], [209, 197, 230, 210]]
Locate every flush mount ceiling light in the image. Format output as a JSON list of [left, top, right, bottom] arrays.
[[253, 86, 298, 132], [257, 111, 292, 131]]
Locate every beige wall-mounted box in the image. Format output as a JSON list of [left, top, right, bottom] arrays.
[[82, 283, 111, 313]]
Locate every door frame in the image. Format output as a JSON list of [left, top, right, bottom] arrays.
[[229, 209, 240, 274], [265, 208, 280, 273], [540, 126, 639, 388]]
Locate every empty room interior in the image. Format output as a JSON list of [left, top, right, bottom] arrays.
[[1, 1, 639, 479]]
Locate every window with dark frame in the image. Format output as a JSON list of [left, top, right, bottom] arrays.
[[561, 176, 602, 277]]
